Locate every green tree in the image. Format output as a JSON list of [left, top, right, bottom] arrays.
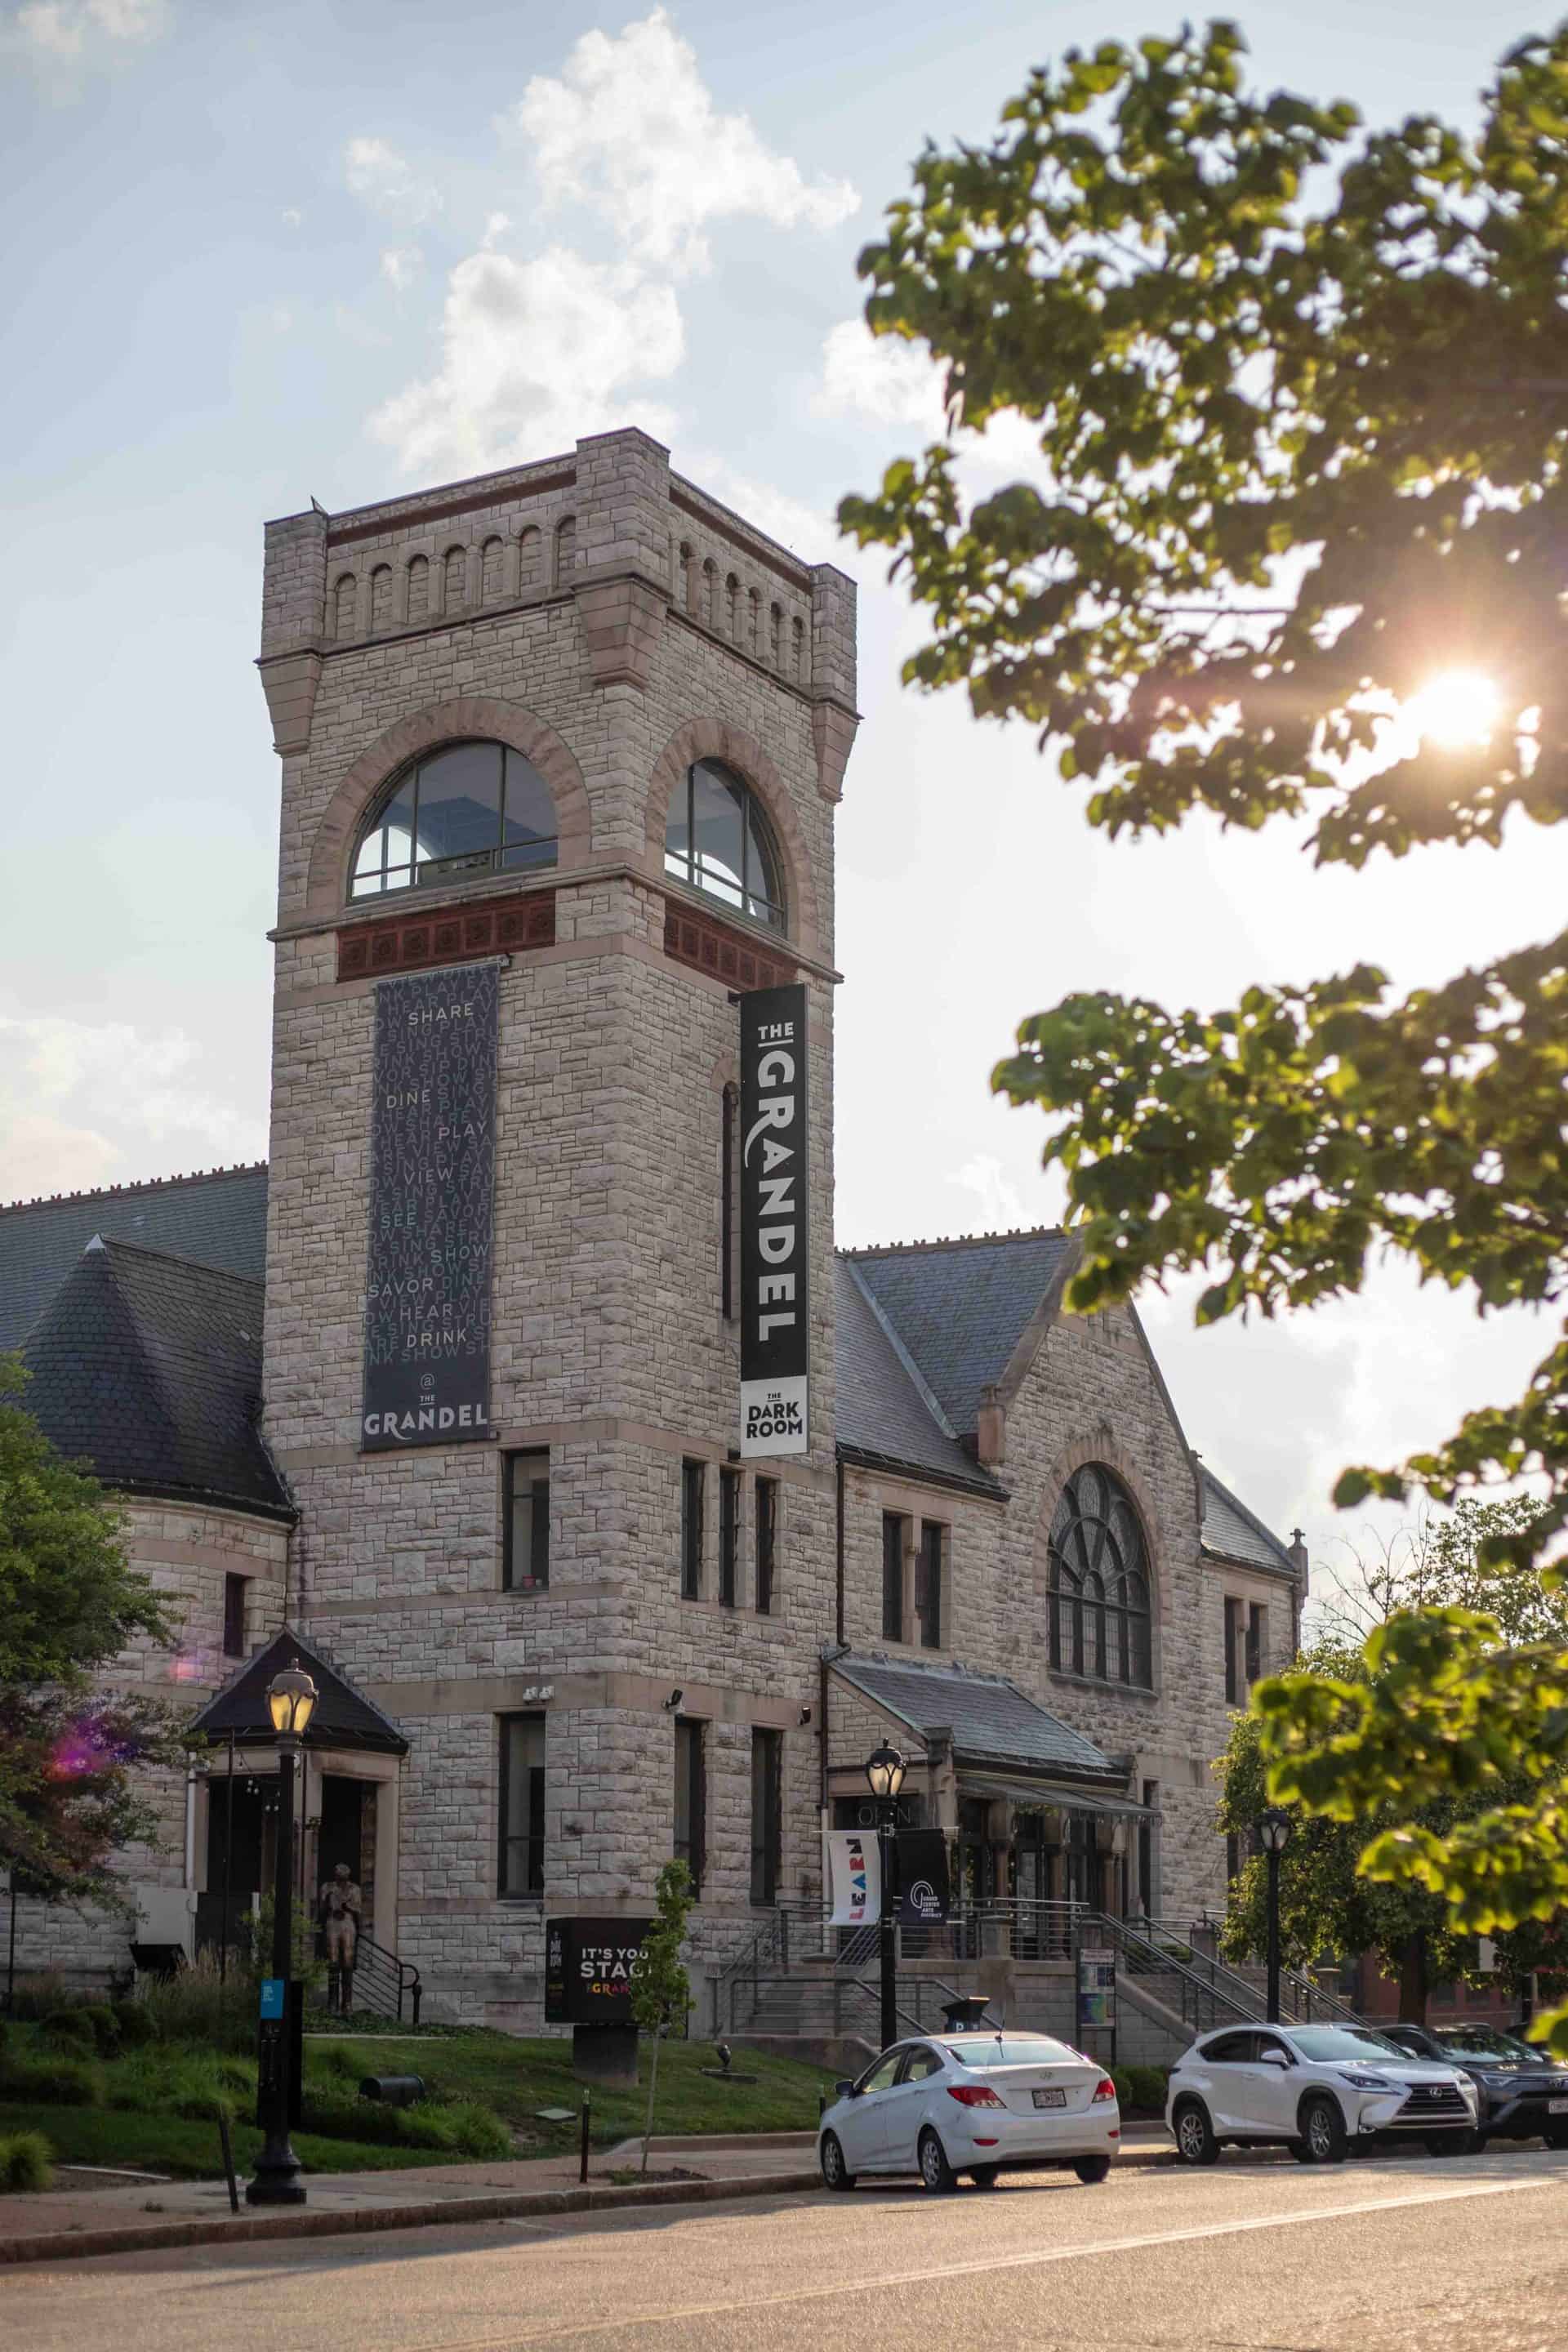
[[0, 1358, 184, 1909], [838, 23, 1568, 2037], [630, 1860, 695, 2175]]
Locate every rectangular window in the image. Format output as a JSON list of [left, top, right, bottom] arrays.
[[755, 1477, 777, 1616], [750, 1728, 782, 1906], [719, 1467, 741, 1607], [680, 1459, 706, 1600], [674, 1717, 706, 1896], [503, 1451, 550, 1592], [1246, 1603, 1267, 1686], [498, 1714, 546, 1897], [915, 1521, 944, 1650], [1224, 1597, 1245, 1704], [882, 1513, 906, 1642], [222, 1573, 246, 1660]]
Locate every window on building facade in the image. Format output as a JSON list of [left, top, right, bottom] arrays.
[[915, 1521, 944, 1650], [503, 1451, 550, 1592], [1224, 1597, 1245, 1704], [350, 740, 559, 898], [663, 758, 786, 932], [222, 1573, 247, 1660], [881, 1512, 906, 1642], [498, 1713, 546, 1897], [1247, 1602, 1267, 1686], [755, 1476, 777, 1616], [680, 1459, 705, 1599], [719, 1466, 740, 1607], [751, 1728, 782, 1906], [1047, 1464, 1152, 1688], [674, 1717, 706, 1895]]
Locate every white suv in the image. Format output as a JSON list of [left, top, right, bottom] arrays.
[[1166, 2023, 1478, 2164]]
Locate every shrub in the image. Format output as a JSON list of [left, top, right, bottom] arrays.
[[299, 2091, 409, 2147], [137, 1951, 252, 2053], [40, 2009, 96, 2055], [7, 1975, 67, 2024], [1110, 2068, 1135, 2112], [0, 2056, 103, 2107], [0, 2132, 55, 2194], [110, 2000, 155, 2050], [401, 2100, 511, 2161], [1128, 2065, 1169, 2114], [80, 2004, 121, 2057]]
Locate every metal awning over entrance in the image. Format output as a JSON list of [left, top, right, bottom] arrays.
[[959, 1773, 1160, 1821]]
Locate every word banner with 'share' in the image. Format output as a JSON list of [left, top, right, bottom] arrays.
[[740, 982, 809, 1457], [362, 962, 498, 1452]]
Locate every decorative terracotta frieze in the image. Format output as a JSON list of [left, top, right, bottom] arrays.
[[662, 899, 794, 991], [336, 889, 555, 982]]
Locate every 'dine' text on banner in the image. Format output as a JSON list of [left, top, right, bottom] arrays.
[[739, 982, 809, 1457], [362, 962, 498, 1451]]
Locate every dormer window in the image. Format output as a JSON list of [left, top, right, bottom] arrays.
[[664, 758, 785, 933], [350, 741, 558, 898]]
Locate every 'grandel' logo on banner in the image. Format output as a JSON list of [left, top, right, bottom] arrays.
[[739, 983, 809, 1459]]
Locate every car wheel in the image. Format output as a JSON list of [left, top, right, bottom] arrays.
[[918, 2127, 957, 2194], [1425, 2132, 1473, 2157], [1074, 2156, 1111, 2185], [969, 2165, 1000, 2189], [1544, 2123, 1568, 2152], [819, 2132, 856, 2192], [1298, 2094, 1348, 2165], [1173, 2100, 1220, 2166]]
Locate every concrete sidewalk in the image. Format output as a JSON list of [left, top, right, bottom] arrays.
[[0, 2124, 1178, 2269]]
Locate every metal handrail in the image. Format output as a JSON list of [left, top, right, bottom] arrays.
[[1080, 1913, 1262, 2034], [349, 1932, 422, 2025]]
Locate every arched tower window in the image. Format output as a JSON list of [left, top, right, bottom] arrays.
[[481, 536, 505, 601], [370, 564, 393, 632], [443, 546, 466, 610], [406, 555, 430, 623], [663, 758, 786, 933], [350, 740, 559, 899], [332, 572, 357, 639], [1048, 1465, 1152, 1688]]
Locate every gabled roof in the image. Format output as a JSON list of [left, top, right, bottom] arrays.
[[1200, 1463, 1298, 1579], [18, 1236, 292, 1520], [846, 1229, 1073, 1437], [0, 1163, 269, 1352], [185, 1625, 408, 1755], [833, 1260, 1005, 1498], [832, 1652, 1124, 1784]]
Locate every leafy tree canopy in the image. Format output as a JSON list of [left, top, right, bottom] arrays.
[[840, 20, 1568, 2039]]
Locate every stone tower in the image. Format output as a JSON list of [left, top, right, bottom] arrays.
[[256, 430, 857, 2022]]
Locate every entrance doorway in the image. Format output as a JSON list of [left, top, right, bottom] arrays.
[[317, 1775, 374, 1940]]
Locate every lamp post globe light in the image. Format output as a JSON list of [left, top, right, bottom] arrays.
[[246, 1664, 318, 2208], [1258, 1807, 1293, 2025], [865, 1741, 906, 2050]]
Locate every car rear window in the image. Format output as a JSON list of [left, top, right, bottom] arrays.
[[945, 2037, 1078, 2069]]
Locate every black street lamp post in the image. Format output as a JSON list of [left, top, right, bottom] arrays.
[[246, 1665, 318, 2209], [865, 1741, 906, 2051], [1258, 1808, 1293, 2025]]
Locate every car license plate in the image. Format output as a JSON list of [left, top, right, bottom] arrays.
[[1032, 2087, 1067, 2109], [1549, 2099, 1568, 2114]]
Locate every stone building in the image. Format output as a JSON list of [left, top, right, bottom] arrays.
[[0, 430, 1306, 2025]]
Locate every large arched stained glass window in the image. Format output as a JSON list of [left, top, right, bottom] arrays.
[[1048, 1465, 1152, 1688], [663, 758, 786, 933], [350, 740, 558, 899]]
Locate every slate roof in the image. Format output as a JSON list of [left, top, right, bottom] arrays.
[[847, 1229, 1073, 1437], [0, 1163, 269, 1352], [1200, 1464, 1298, 1579], [18, 1236, 292, 1519], [185, 1625, 407, 1755], [832, 1653, 1124, 1784], [833, 1260, 1004, 1497]]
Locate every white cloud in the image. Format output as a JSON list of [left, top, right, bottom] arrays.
[[816, 318, 947, 432], [480, 212, 510, 251], [281, 207, 303, 229], [344, 136, 442, 225], [951, 1154, 1030, 1234], [380, 245, 421, 294], [369, 244, 682, 479], [11, 0, 168, 56], [0, 1016, 261, 1201], [512, 7, 858, 277]]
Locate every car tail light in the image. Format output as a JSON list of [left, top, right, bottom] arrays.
[[1093, 2078, 1117, 2105], [947, 2083, 1006, 2109]]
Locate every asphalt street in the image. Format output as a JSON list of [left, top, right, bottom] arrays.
[[8, 2143, 1568, 2351]]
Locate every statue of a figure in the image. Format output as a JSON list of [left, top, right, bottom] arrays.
[[319, 1860, 363, 2014]]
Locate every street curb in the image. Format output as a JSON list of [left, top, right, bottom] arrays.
[[0, 2168, 826, 2270]]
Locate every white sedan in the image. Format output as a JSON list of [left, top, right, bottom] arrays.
[[1166, 2023, 1480, 2165], [817, 2033, 1120, 2193]]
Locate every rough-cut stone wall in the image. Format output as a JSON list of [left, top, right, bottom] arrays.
[[2, 1501, 288, 1993]]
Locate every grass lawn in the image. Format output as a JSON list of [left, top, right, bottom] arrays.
[[0, 2102, 441, 2180]]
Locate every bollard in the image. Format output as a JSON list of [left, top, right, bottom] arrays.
[[579, 2089, 591, 2185], [216, 2107, 239, 2215]]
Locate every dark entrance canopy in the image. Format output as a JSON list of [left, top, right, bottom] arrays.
[[185, 1625, 408, 1757]]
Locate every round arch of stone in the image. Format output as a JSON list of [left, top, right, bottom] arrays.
[[643, 719, 823, 962], [304, 695, 594, 924], [1034, 1433, 1169, 1646]]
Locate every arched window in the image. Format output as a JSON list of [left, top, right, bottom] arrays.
[[663, 758, 785, 933], [443, 546, 466, 610], [1047, 1465, 1152, 1688], [370, 564, 393, 632], [768, 604, 782, 668], [791, 614, 805, 679], [350, 740, 558, 900], [555, 516, 577, 586], [332, 572, 357, 639], [407, 555, 430, 623], [481, 536, 505, 601]]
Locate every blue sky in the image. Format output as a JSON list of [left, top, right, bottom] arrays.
[[3, 0, 1565, 1568]]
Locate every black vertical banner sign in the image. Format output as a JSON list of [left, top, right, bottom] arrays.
[[739, 982, 809, 1458], [362, 962, 498, 1451]]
